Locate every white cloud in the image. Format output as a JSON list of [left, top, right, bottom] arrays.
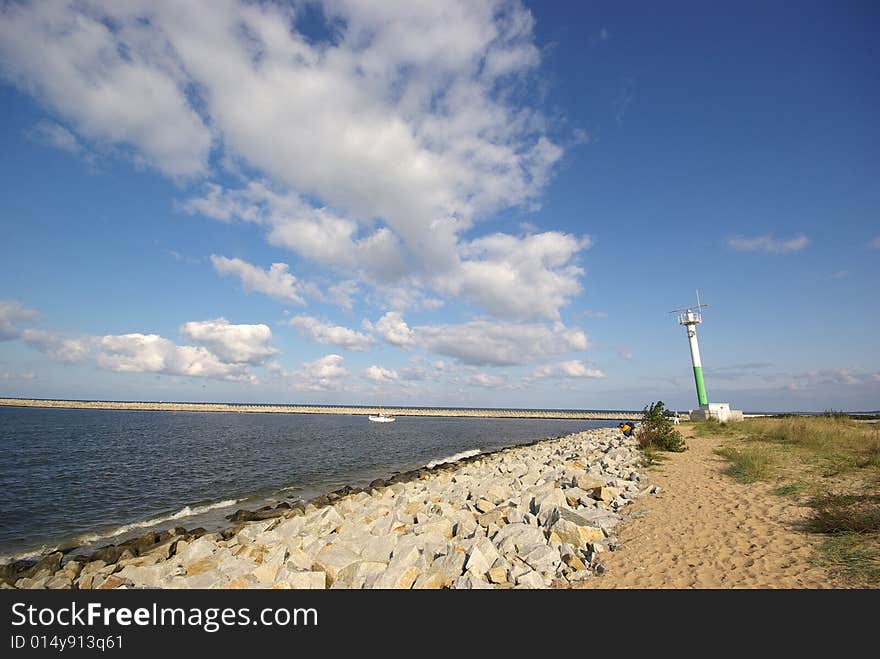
[[467, 373, 507, 387], [96, 333, 255, 382], [618, 349, 633, 361], [415, 320, 588, 366], [327, 281, 360, 310], [290, 354, 349, 391], [179, 318, 278, 364], [0, 301, 90, 362], [0, 1, 579, 321], [0, 371, 36, 381], [26, 120, 88, 158], [437, 231, 591, 320], [533, 360, 605, 379], [0, 300, 39, 340], [288, 316, 373, 351], [2, 299, 270, 382], [0, 3, 212, 177], [19, 329, 91, 363], [788, 368, 868, 387], [372, 311, 415, 347], [583, 310, 608, 319], [869, 237, 880, 249], [727, 234, 810, 253], [365, 365, 399, 382], [211, 255, 305, 305]]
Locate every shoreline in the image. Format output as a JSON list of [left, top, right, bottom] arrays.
[[0, 426, 601, 569], [0, 397, 640, 420], [2, 425, 647, 589]]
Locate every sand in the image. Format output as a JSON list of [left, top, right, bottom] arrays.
[[575, 425, 840, 589]]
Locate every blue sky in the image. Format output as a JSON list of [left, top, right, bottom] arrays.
[[0, 0, 877, 412]]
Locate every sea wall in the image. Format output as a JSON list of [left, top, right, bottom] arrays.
[[2, 426, 656, 589], [0, 398, 640, 420]]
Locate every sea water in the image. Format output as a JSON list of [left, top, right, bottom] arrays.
[[0, 406, 617, 561]]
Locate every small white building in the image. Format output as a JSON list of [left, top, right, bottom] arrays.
[[689, 402, 744, 423]]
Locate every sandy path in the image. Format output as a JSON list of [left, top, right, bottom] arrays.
[[576, 426, 839, 588]]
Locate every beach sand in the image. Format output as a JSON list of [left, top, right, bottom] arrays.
[[575, 425, 840, 589]]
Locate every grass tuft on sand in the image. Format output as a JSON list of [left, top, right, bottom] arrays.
[[693, 415, 880, 587]]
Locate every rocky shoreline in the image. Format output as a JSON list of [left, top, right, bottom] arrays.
[[1, 426, 653, 589]]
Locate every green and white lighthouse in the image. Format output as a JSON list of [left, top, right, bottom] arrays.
[[672, 292, 744, 423], [678, 303, 708, 406]]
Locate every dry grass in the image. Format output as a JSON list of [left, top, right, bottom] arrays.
[[692, 415, 880, 587]]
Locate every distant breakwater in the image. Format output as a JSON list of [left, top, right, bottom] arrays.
[[0, 398, 639, 421]]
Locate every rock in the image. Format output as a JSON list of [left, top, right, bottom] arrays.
[[591, 485, 622, 502], [312, 545, 361, 585], [89, 546, 127, 565], [562, 553, 587, 571], [373, 564, 421, 589], [288, 571, 327, 589], [547, 509, 606, 549], [474, 498, 494, 513], [533, 488, 568, 517], [96, 574, 129, 589], [515, 571, 546, 589], [285, 548, 315, 571], [361, 535, 397, 563], [476, 508, 506, 529], [452, 575, 494, 589], [31, 552, 64, 578], [487, 566, 508, 584], [414, 518, 453, 539], [493, 523, 547, 555], [333, 561, 387, 589], [174, 537, 217, 565]]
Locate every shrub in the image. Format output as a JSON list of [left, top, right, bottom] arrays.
[[637, 401, 686, 452]]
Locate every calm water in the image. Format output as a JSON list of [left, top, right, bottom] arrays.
[[0, 406, 616, 560]]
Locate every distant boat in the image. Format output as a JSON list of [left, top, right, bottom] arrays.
[[368, 405, 395, 423]]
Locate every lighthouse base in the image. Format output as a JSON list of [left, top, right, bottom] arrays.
[[689, 402, 743, 423]]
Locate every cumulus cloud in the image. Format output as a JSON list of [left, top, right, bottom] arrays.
[[179, 318, 278, 364], [19, 329, 91, 363], [0, 301, 90, 361], [415, 320, 588, 366], [211, 255, 305, 305], [1, 299, 269, 382], [327, 281, 360, 310], [290, 354, 349, 391], [370, 311, 415, 347], [467, 373, 507, 387], [436, 232, 591, 320], [533, 360, 605, 379], [0, 300, 40, 340], [288, 316, 373, 351], [0, 2, 212, 177], [365, 365, 399, 382], [96, 333, 254, 382], [727, 234, 810, 253], [0, 1, 580, 321]]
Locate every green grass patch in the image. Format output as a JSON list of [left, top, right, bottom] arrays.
[[806, 494, 880, 534], [708, 416, 880, 586], [772, 481, 809, 498], [691, 419, 740, 437], [641, 446, 670, 469], [815, 533, 880, 586], [715, 446, 773, 483]]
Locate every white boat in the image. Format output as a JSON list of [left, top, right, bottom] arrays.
[[368, 406, 395, 423]]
